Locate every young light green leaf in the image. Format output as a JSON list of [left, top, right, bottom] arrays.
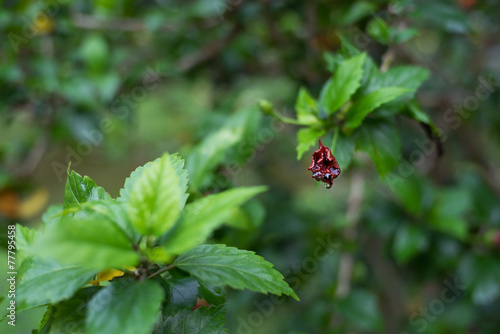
[[64, 170, 110, 209], [174, 244, 299, 301], [159, 305, 227, 334], [119, 153, 188, 204], [128, 153, 188, 236], [344, 87, 411, 129], [161, 186, 267, 256], [296, 127, 325, 160], [295, 87, 318, 125], [17, 258, 97, 309], [86, 279, 164, 334], [355, 119, 401, 177], [320, 53, 366, 115], [31, 216, 139, 269], [77, 200, 141, 243]]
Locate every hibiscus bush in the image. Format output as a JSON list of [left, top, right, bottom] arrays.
[[2, 0, 500, 333]]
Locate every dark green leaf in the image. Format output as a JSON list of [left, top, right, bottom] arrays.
[[86, 279, 164, 334], [393, 224, 429, 264], [164, 277, 200, 315], [333, 132, 355, 170], [344, 87, 410, 129], [64, 170, 110, 209], [175, 244, 299, 300], [48, 286, 101, 334], [335, 289, 383, 331], [160, 305, 227, 334], [355, 119, 401, 177]]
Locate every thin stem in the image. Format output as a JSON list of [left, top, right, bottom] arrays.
[[145, 263, 175, 280], [331, 127, 339, 154]]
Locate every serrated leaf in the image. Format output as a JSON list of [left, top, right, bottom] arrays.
[[16, 224, 36, 265], [119, 153, 188, 204], [320, 53, 366, 115], [161, 186, 267, 256], [355, 119, 400, 177], [64, 170, 110, 209], [31, 216, 139, 269], [128, 153, 188, 236], [295, 87, 318, 125], [16, 258, 97, 309], [77, 200, 141, 242], [163, 277, 200, 315], [86, 279, 164, 334], [159, 305, 227, 334], [186, 113, 246, 190], [296, 127, 325, 160], [47, 286, 101, 334], [174, 244, 299, 301], [344, 87, 411, 129], [393, 224, 429, 264]]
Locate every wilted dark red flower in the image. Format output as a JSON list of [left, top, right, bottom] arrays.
[[308, 140, 341, 189]]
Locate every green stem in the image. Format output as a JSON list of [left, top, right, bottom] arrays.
[[331, 127, 339, 154], [145, 263, 175, 280]]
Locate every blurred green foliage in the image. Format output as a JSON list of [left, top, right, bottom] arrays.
[[1, 0, 500, 333]]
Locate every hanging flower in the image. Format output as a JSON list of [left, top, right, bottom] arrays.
[[308, 140, 341, 189]]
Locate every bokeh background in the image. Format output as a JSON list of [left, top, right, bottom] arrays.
[[1, 0, 500, 333]]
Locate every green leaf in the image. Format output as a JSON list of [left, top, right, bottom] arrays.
[[186, 108, 260, 190], [367, 17, 390, 44], [333, 132, 355, 170], [120, 153, 188, 204], [47, 286, 101, 334], [320, 53, 366, 115], [86, 279, 164, 334], [16, 224, 36, 265], [428, 188, 471, 240], [77, 200, 141, 242], [295, 87, 318, 125], [128, 153, 188, 236], [296, 127, 325, 160], [159, 305, 227, 334], [161, 186, 267, 256], [393, 224, 429, 264], [378, 66, 429, 98], [174, 244, 299, 301], [31, 216, 139, 269], [335, 289, 383, 331], [17, 258, 97, 309], [355, 119, 401, 177], [163, 277, 200, 315], [64, 170, 110, 209], [344, 87, 411, 129]]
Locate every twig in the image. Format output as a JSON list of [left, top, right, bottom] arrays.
[[146, 263, 175, 280]]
